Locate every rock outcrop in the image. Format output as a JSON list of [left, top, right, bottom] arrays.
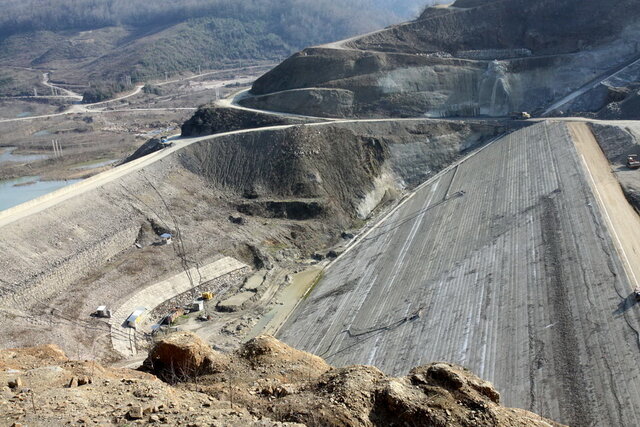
[[1, 334, 564, 426], [144, 331, 229, 380]]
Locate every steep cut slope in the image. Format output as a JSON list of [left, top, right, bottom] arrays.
[[0, 333, 564, 426], [243, 0, 640, 118]]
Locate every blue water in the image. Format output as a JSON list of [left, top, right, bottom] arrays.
[[0, 176, 81, 211], [0, 147, 49, 163]]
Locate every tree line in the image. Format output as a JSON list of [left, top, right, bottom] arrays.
[[0, 0, 433, 42]]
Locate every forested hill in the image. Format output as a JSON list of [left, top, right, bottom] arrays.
[[0, 0, 427, 43], [0, 0, 433, 94]]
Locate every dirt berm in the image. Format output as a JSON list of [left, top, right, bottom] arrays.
[[181, 105, 310, 137], [0, 119, 511, 361], [0, 332, 564, 426]]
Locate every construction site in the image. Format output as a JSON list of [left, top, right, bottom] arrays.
[[4, 0, 640, 426]]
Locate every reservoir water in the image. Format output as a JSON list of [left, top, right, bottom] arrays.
[[0, 176, 80, 212]]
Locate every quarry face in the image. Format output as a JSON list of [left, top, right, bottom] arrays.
[[244, 0, 640, 120]]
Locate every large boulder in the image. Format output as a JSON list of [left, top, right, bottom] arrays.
[[144, 332, 228, 381]]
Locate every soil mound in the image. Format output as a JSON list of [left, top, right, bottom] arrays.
[[144, 331, 229, 380], [181, 105, 304, 137], [240, 335, 330, 374]]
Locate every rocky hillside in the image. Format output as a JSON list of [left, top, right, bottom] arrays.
[[241, 0, 640, 118], [1, 332, 564, 426]]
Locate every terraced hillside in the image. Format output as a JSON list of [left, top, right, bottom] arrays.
[[242, 0, 640, 118]]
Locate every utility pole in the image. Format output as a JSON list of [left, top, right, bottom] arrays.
[[51, 140, 62, 158]]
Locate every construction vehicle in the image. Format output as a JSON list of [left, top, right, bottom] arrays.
[[159, 136, 173, 148], [510, 111, 531, 120], [201, 292, 214, 300], [627, 154, 640, 169], [95, 306, 111, 318]]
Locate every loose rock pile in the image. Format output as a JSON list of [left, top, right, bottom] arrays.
[[1, 330, 564, 426]]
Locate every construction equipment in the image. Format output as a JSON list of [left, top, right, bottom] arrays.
[[95, 306, 111, 318], [201, 292, 214, 300], [159, 136, 173, 148], [510, 111, 531, 120], [189, 300, 204, 312], [627, 154, 640, 169]]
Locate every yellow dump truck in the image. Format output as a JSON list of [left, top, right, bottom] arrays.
[[202, 292, 214, 300]]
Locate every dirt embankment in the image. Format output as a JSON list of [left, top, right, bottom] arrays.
[[0, 120, 506, 361], [1, 333, 564, 426]]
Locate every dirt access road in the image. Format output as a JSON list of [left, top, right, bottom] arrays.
[[569, 122, 640, 288]]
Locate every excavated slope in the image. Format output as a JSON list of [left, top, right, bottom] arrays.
[[243, 0, 640, 118]]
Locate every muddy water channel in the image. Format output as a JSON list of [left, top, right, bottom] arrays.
[[0, 147, 49, 163]]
